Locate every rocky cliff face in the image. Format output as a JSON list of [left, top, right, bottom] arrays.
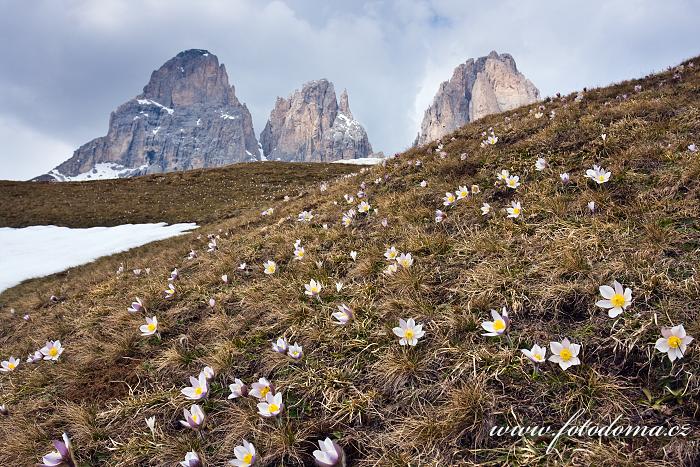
[[260, 80, 372, 162], [44, 49, 259, 181], [416, 51, 539, 145]]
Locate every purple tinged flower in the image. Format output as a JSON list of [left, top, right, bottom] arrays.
[[163, 283, 176, 299], [202, 366, 215, 381], [180, 451, 202, 467], [332, 304, 353, 325], [287, 343, 303, 360], [271, 337, 288, 354], [228, 378, 248, 399], [27, 350, 43, 363], [170, 268, 179, 281], [0, 404, 8, 416], [257, 392, 284, 418], [23, 314, 30, 321], [180, 404, 205, 430], [560, 172, 570, 184], [313, 437, 345, 467], [229, 440, 256, 466], [39, 433, 76, 467], [181, 373, 209, 400], [209, 298, 216, 308], [128, 297, 144, 313], [40, 340, 64, 361]]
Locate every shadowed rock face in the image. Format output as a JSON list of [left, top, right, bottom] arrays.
[[43, 49, 259, 181], [260, 80, 373, 162], [417, 51, 540, 146]]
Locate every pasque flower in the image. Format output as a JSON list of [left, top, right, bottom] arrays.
[[384, 246, 399, 261], [443, 192, 456, 206], [180, 451, 202, 467], [595, 280, 632, 318], [272, 337, 288, 354], [507, 201, 522, 218], [392, 318, 425, 346], [480, 203, 491, 216], [481, 308, 510, 336], [229, 440, 256, 466], [521, 344, 547, 363], [655, 325, 693, 362], [40, 340, 64, 361], [396, 253, 413, 269], [181, 372, 209, 400], [249, 377, 274, 400], [180, 404, 205, 430], [287, 343, 303, 359], [27, 350, 43, 363], [435, 209, 446, 223], [1, 357, 19, 372], [298, 211, 314, 222], [548, 338, 581, 370], [313, 437, 345, 467], [257, 392, 284, 417], [585, 165, 611, 184], [163, 283, 176, 299], [357, 201, 371, 213], [504, 175, 521, 189], [228, 378, 248, 399], [39, 433, 76, 467], [456, 186, 470, 200], [305, 279, 323, 298], [263, 260, 277, 275], [128, 297, 144, 313], [333, 304, 353, 324], [535, 158, 547, 171], [140, 316, 158, 336]]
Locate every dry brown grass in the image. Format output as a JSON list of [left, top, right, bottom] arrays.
[[1, 58, 700, 466]]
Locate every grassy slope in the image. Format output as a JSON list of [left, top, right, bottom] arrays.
[[1, 58, 699, 466], [0, 162, 358, 228]]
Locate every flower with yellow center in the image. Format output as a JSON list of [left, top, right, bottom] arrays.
[[249, 378, 273, 400], [139, 316, 158, 336], [294, 246, 305, 260], [507, 201, 522, 218], [396, 253, 413, 269], [257, 392, 284, 417], [548, 338, 581, 370], [0, 357, 19, 372], [358, 201, 371, 213], [505, 175, 520, 189], [40, 340, 64, 361], [655, 324, 693, 362], [595, 280, 632, 318], [392, 318, 425, 346], [585, 165, 611, 184], [481, 307, 510, 336], [521, 344, 547, 363], [180, 404, 205, 430], [181, 372, 209, 400], [443, 192, 456, 207], [263, 260, 277, 275], [456, 186, 470, 200], [384, 246, 399, 261], [304, 279, 323, 298], [230, 440, 256, 466], [180, 451, 201, 467]]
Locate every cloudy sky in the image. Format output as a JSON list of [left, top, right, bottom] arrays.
[[0, 0, 697, 180]]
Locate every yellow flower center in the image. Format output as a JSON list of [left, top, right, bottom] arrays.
[[508, 180, 516, 187], [512, 208, 520, 215], [8, 362, 16, 370], [404, 329, 415, 339], [49, 347, 58, 357], [260, 386, 270, 398], [560, 348, 573, 361], [533, 353, 543, 361], [192, 414, 198, 423], [598, 175, 605, 182], [610, 294, 626, 308], [195, 387, 202, 395], [243, 453, 253, 464], [668, 336, 682, 349], [268, 403, 279, 413], [493, 319, 505, 331], [147, 323, 156, 332]]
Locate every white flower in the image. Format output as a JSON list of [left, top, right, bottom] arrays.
[[342, 213, 353, 227], [27, 350, 43, 363], [504, 175, 520, 189], [384, 263, 399, 275], [350, 251, 357, 261], [238, 262, 247, 270], [180, 404, 205, 430], [384, 246, 399, 261], [320, 182, 328, 192], [396, 253, 413, 269], [140, 316, 158, 336], [496, 169, 510, 181], [181, 372, 209, 400], [487, 135, 498, 145], [688, 143, 697, 153], [587, 201, 596, 213], [456, 186, 470, 200], [420, 180, 427, 187], [333, 304, 353, 324], [313, 437, 345, 467], [294, 246, 305, 261], [585, 165, 611, 184], [521, 344, 547, 363], [305, 279, 323, 298], [381, 218, 388, 227], [298, 211, 314, 222], [257, 392, 284, 417], [471, 184, 481, 194], [480, 203, 491, 216], [601, 133, 607, 142], [40, 340, 64, 361], [435, 210, 446, 223], [0, 356, 19, 372], [357, 201, 371, 213], [222, 274, 229, 284], [560, 172, 570, 184], [481, 308, 510, 336], [145, 416, 156, 435], [128, 297, 144, 313], [392, 318, 425, 346], [595, 280, 632, 318], [229, 440, 256, 466], [344, 194, 354, 204], [249, 377, 273, 400], [263, 260, 277, 275], [443, 192, 456, 206], [228, 378, 248, 399], [507, 201, 522, 218], [180, 451, 201, 467], [287, 343, 303, 359], [535, 158, 547, 171], [655, 325, 693, 362], [534, 111, 544, 119], [548, 338, 581, 370], [335, 282, 343, 292], [272, 337, 288, 354]]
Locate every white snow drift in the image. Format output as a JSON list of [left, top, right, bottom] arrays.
[[0, 223, 198, 294]]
